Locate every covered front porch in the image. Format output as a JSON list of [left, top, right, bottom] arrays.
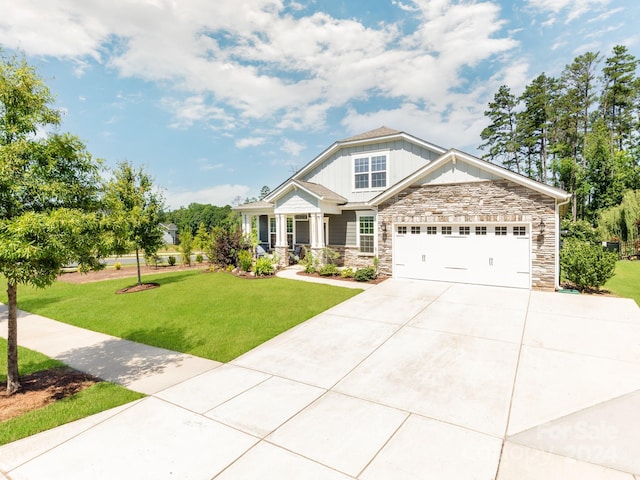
[[240, 211, 329, 263], [235, 180, 378, 268]]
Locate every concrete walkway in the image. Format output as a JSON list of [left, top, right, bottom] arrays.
[[1, 276, 640, 479]]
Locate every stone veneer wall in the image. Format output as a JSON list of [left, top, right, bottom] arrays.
[[377, 180, 558, 290], [328, 246, 375, 269]]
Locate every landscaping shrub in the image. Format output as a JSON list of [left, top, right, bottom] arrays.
[[560, 237, 617, 290], [237, 249, 253, 272], [144, 253, 160, 268], [340, 267, 354, 278], [322, 247, 340, 265], [168, 255, 176, 266], [195, 254, 204, 264], [209, 226, 249, 267], [114, 262, 122, 270], [318, 263, 339, 276], [254, 256, 275, 276], [354, 267, 377, 282], [302, 252, 317, 274]]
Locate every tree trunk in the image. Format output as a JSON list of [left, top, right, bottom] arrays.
[[6, 282, 20, 395], [135, 248, 142, 286]]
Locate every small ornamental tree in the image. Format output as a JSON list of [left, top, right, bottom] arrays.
[[179, 229, 194, 266], [104, 161, 164, 286], [0, 51, 107, 394]]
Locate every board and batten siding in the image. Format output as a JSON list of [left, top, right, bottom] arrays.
[[418, 161, 500, 186], [302, 140, 441, 203], [274, 189, 319, 214]]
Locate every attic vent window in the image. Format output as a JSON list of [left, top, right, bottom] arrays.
[[354, 155, 387, 190]]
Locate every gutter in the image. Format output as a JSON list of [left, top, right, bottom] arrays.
[[555, 195, 572, 290]]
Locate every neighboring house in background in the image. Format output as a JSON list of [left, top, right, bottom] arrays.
[[234, 127, 571, 290], [160, 223, 178, 245]]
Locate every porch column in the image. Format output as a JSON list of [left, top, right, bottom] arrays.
[[310, 213, 325, 249], [241, 213, 252, 236], [275, 214, 287, 247], [275, 214, 288, 266]]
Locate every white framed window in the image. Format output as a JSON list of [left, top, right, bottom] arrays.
[[426, 226, 437, 235], [513, 226, 527, 236], [495, 226, 507, 236], [459, 226, 470, 236], [442, 226, 452, 235], [286, 217, 294, 248], [411, 226, 421, 234], [269, 217, 276, 249], [397, 226, 407, 235], [357, 213, 375, 253], [475, 226, 487, 235], [353, 154, 387, 190]]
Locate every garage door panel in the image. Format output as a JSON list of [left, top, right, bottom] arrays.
[[394, 224, 531, 289]]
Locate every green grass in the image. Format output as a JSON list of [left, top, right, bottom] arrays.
[[0, 339, 144, 445], [0, 340, 65, 382], [605, 260, 640, 306], [0, 270, 361, 362]]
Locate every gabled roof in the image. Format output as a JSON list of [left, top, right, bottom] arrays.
[[231, 200, 273, 211], [339, 126, 402, 142], [267, 127, 447, 200], [294, 180, 347, 203], [370, 149, 571, 205], [265, 179, 346, 204]]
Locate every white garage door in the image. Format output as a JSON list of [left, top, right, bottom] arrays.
[[393, 224, 531, 289]]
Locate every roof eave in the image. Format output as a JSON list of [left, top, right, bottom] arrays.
[[369, 150, 570, 206]]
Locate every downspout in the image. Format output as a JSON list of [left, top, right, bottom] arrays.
[[555, 196, 572, 290]]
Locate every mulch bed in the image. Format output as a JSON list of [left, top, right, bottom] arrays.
[[116, 283, 160, 294], [0, 367, 99, 422], [58, 264, 205, 284], [297, 271, 388, 284]]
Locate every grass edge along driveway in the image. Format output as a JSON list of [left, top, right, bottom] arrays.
[[0, 339, 145, 446], [605, 260, 640, 306], [0, 270, 362, 363]]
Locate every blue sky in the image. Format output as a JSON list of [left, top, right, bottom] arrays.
[[1, 0, 638, 209]]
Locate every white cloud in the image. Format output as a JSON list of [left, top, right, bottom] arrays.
[[0, 0, 519, 136], [526, 0, 611, 23], [163, 95, 235, 129], [165, 184, 252, 209], [281, 138, 305, 156], [235, 137, 266, 148], [196, 158, 224, 171]]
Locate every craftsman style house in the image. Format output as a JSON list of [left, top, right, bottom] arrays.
[[234, 127, 570, 290]]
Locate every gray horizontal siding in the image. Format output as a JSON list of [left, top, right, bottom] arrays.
[[327, 211, 356, 246]]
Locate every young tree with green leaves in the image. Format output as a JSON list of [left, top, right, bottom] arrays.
[[104, 161, 164, 286], [179, 229, 194, 266], [0, 51, 107, 394], [194, 222, 208, 252]]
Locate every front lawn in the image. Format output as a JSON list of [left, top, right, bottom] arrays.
[[606, 260, 640, 306], [0, 339, 144, 445], [0, 270, 361, 362]]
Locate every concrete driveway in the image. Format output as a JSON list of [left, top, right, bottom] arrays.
[[1, 279, 640, 479]]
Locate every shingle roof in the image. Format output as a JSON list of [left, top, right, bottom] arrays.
[[232, 200, 273, 210], [294, 180, 347, 203], [339, 126, 402, 142]]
